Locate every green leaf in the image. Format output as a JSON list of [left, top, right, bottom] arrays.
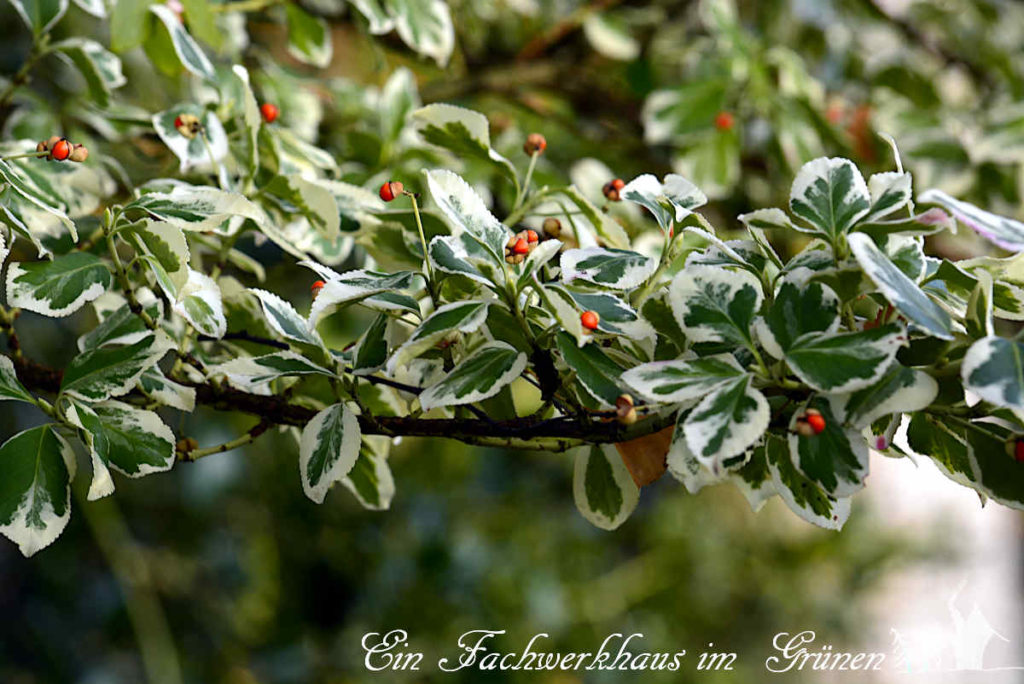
[[620, 173, 707, 231], [789, 397, 869, 497], [572, 445, 639, 531], [0, 425, 75, 557], [856, 208, 954, 240], [862, 171, 912, 223], [965, 270, 994, 338], [832, 365, 938, 429], [789, 157, 870, 239], [384, 0, 454, 66], [180, 0, 223, 50], [231, 65, 261, 176], [249, 288, 323, 347], [427, 235, 493, 287], [555, 331, 624, 408], [61, 332, 174, 402], [962, 336, 1024, 409], [210, 351, 334, 391], [765, 433, 849, 530], [343, 438, 395, 510], [731, 443, 776, 512], [964, 428, 1024, 511], [110, 0, 151, 52], [738, 207, 803, 233], [560, 247, 656, 290], [352, 313, 390, 375], [0, 355, 34, 404], [425, 169, 510, 264], [683, 374, 768, 468], [6, 252, 111, 318], [919, 188, 1024, 252], [138, 367, 195, 411], [128, 184, 263, 234], [668, 264, 762, 346], [547, 286, 654, 341], [756, 279, 839, 359], [300, 403, 362, 503], [150, 4, 216, 81], [418, 341, 526, 412], [411, 104, 517, 183], [65, 400, 175, 501], [285, 3, 332, 67], [642, 81, 728, 143], [623, 354, 745, 404], [77, 299, 163, 351], [122, 220, 189, 293], [7, 0, 68, 34], [0, 160, 74, 237], [387, 300, 489, 373], [784, 323, 905, 393], [906, 413, 978, 490], [53, 38, 126, 108], [305, 266, 420, 327], [848, 232, 954, 340]]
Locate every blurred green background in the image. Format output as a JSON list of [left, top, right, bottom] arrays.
[[4, 0, 1022, 681]]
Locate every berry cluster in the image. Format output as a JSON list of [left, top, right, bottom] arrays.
[[504, 228, 540, 264], [35, 136, 88, 162], [602, 178, 625, 202], [794, 409, 826, 437]]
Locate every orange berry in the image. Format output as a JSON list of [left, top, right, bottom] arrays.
[[51, 139, 71, 161], [526, 229, 539, 243], [523, 133, 547, 155], [603, 178, 625, 202], [379, 181, 403, 202], [714, 111, 734, 131], [805, 409, 826, 435], [512, 238, 529, 255], [311, 280, 325, 297], [581, 310, 600, 330], [260, 103, 279, 124]]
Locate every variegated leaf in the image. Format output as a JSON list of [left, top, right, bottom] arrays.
[[352, 313, 390, 375], [623, 354, 744, 404], [305, 267, 420, 327], [919, 188, 1024, 252], [386, 0, 455, 66], [387, 300, 490, 374], [6, 252, 111, 318], [418, 341, 526, 412], [620, 173, 707, 231], [300, 403, 361, 504], [831, 365, 938, 429], [789, 157, 870, 238], [666, 412, 723, 494], [0, 355, 34, 404], [784, 323, 905, 394], [343, 438, 395, 511], [756, 279, 839, 359], [683, 374, 768, 469], [572, 445, 639, 531], [789, 397, 869, 498], [765, 432, 850, 530], [129, 184, 262, 234], [150, 4, 216, 81], [209, 351, 334, 392], [60, 332, 174, 402], [962, 336, 1024, 409], [249, 288, 323, 347], [668, 264, 762, 346], [285, 3, 332, 67], [173, 268, 226, 339], [555, 331, 624, 408], [425, 169, 510, 262], [53, 38, 125, 107], [561, 247, 656, 290], [412, 105, 517, 183]]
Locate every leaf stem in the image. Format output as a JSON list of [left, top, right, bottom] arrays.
[[180, 421, 270, 461], [407, 192, 439, 309]]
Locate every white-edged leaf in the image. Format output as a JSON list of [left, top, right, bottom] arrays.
[[668, 264, 762, 345], [572, 445, 639, 531], [620, 173, 707, 231], [962, 336, 1024, 409], [8, 0, 68, 34], [305, 267, 420, 327], [738, 207, 806, 233], [386, 0, 455, 66], [516, 239, 562, 288], [138, 367, 196, 411], [53, 38, 125, 107], [60, 331, 174, 402], [352, 313, 390, 375], [418, 340, 526, 412], [300, 403, 361, 504], [757, 279, 840, 359], [425, 169, 510, 262], [122, 220, 190, 292], [548, 285, 654, 342], [249, 288, 323, 347], [560, 247, 656, 290], [427, 234, 494, 286], [765, 433, 850, 530], [387, 299, 490, 373], [623, 354, 744, 404], [78, 299, 163, 351], [0, 425, 75, 557], [150, 4, 216, 81], [789, 397, 869, 498], [231, 65, 261, 175], [863, 171, 912, 223], [848, 232, 954, 339], [0, 355, 34, 404], [343, 438, 395, 510], [666, 413, 724, 494], [129, 184, 262, 233], [789, 157, 870, 238], [831, 365, 938, 429], [209, 351, 334, 392], [730, 443, 776, 513], [784, 323, 905, 394], [152, 106, 228, 173], [920, 188, 1024, 252], [65, 399, 175, 501], [683, 374, 768, 469], [555, 331, 624, 408], [412, 104, 517, 182], [263, 175, 341, 241], [173, 268, 226, 339], [6, 252, 111, 318], [285, 3, 332, 67]]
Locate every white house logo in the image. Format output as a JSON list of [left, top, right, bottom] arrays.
[[890, 580, 1020, 673]]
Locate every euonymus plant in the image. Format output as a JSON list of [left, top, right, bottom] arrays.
[[3, 0, 1024, 558]]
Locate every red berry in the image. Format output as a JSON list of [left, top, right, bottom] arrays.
[[581, 310, 600, 331], [524, 133, 547, 155], [51, 139, 71, 161], [603, 178, 625, 202], [806, 411, 826, 435], [512, 238, 529, 255], [526, 229, 539, 243], [260, 103, 279, 124], [174, 115, 184, 129], [1015, 439, 1024, 463], [379, 181, 403, 202], [714, 111, 734, 131], [311, 280, 325, 297]]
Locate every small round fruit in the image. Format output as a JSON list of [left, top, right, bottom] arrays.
[[379, 180, 404, 202], [542, 217, 562, 238], [174, 113, 201, 139], [805, 409, 826, 435], [260, 103, 279, 124], [581, 310, 600, 331], [311, 280, 326, 297], [523, 133, 547, 155], [603, 178, 625, 202], [512, 238, 530, 255], [714, 110, 735, 131], [526, 229, 539, 243], [35, 140, 47, 153], [51, 138, 71, 161], [69, 144, 89, 163]]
